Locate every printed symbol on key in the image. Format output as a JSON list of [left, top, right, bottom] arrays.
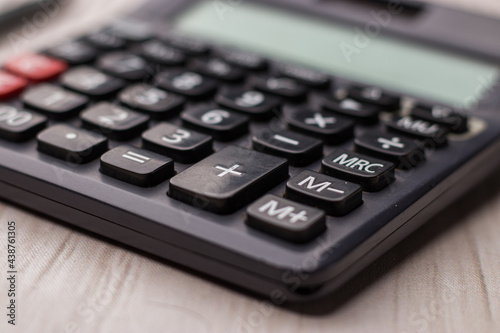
[[65, 133, 78, 140], [361, 87, 382, 100], [378, 137, 405, 149], [122, 151, 151, 164], [305, 113, 336, 128], [172, 72, 202, 90], [215, 164, 243, 177], [340, 99, 362, 111]]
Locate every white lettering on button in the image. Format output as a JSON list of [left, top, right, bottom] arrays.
[[273, 134, 299, 146], [215, 164, 243, 177], [396, 117, 440, 135], [333, 153, 384, 174], [378, 137, 404, 149], [258, 200, 308, 224], [298, 176, 345, 194], [122, 151, 150, 164], [305, 113, 336, 128]]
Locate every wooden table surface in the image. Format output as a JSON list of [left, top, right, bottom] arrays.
[[1, 0, 500, 332]]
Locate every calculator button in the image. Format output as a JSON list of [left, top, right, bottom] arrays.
[[215, 48, 267, 70], [45, 41, 98, 65], [4, 54, 67, 82], [181, 106, 249, 141], [355, 131, 425, 169], [118, 84, 185, 119], [347, 85, 401, 111], [0, 105, 47, 142], [155, 69, 217, 99], [140, 40, 186, 66], [169, 146, 289, 214], [97, 52, 148, 81], [100, 145, 174, 187], [385, 116, 449, 147], [249, 76, 307, 101], [215, 89, 281, 120], [0, 71, 28, 100], [286, 170, 362, 216], [191, 58, 245, 81], [411, 104, 468, 133], [84, 31, 126, 50], [287, 109, 354, 144], [246, 194, 325, 243], [278, 64, 330, 88], [162, 32, 210, 56], [80, 102, 149, 140], [61, 66, 126, 97], [321, 96, 381, 124], [37, 124, 108, 164], [322, 149, 395, 192], [106, 20, 153, 42], [23, 84, 88, 119], [142, 123, 213, 163], [252, 129, 323, 167]]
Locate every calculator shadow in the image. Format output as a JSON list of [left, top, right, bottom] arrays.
[[283, 170, 500, 315]]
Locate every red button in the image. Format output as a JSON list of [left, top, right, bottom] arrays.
[[0, 70, 28, 100], [4, 54, 67, 82]]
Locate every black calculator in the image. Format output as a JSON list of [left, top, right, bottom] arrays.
[[1, 0, 500, 302]]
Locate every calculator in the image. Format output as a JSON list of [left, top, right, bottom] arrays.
[[1, 0, 500, 302]]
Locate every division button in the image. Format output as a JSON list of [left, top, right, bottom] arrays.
[[286, 170, 362, 216], [355, 131, 425, 169], [100, 145, 174, 187], [168, 146, 289, 214], [246, 194, 326, 243], [322, 149, 395, 191]]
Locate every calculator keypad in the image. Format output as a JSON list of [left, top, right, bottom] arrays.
[[0, 24, 474, 243]]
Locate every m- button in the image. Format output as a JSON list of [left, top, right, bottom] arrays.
[[286, 170, 362, 216], [322, 149, 395, 191]]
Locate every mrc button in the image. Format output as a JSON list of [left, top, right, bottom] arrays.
[[322, 149, 395, 192], [246, 194, 326, 243]]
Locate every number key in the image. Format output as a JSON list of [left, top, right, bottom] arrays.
[[142, 123, 213, 163], [22, 84, 88, 119], [0, 105, 47, 142], [155, 69, 217, 99], [181, 106, 249, 141], [119, 84, 185, 119], [61, 66, 125, 98], [80, 102, 149, 140], [215, 88, 281, 120]]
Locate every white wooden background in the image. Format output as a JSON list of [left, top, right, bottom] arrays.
[[1, 0, 500, 332]]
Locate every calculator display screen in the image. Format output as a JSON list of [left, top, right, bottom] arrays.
[[175, 1, 499, 107]]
